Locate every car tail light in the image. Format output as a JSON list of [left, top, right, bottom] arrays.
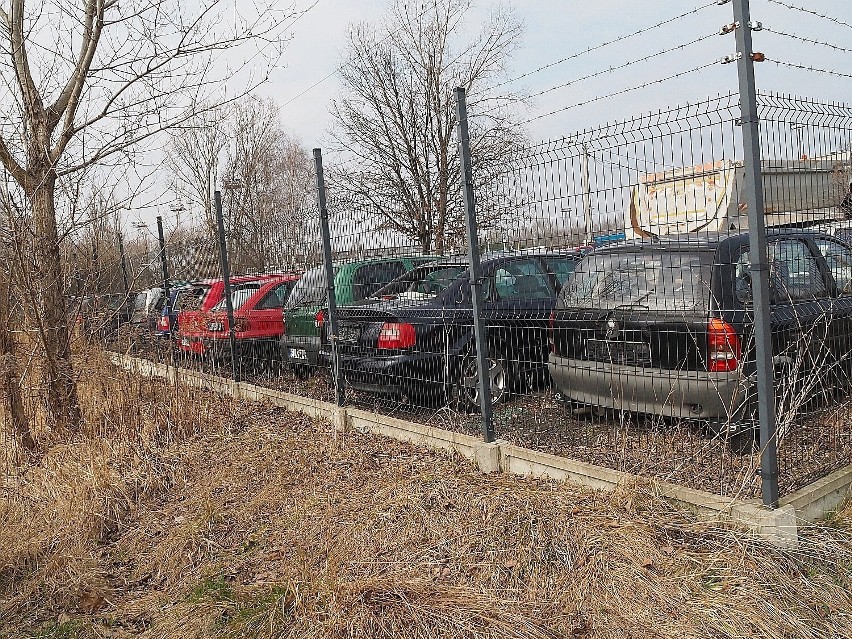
[[315, 310, 325, 329], [377, 322, 416, 349], [157, 315, 170, 331], [708, 319, 740, 372]]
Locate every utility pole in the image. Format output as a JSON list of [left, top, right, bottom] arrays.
[[455, 86, 494, 443], [155, 215, 170, 302], [732, 0, 779, 507], [117, 232, 130, 296]]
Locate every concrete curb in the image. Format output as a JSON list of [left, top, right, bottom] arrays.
[[112, 353, 852, 548]]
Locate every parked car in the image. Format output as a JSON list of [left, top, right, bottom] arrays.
[[130, 287, 166, 333], [73, 293, 135, 337], [548, 230, 852, 440], [178, 274, 300, 361], [333, 250, 586, 409], [281, 257, 437, 377], [155, 285, 192, 338], [177, 275, 282, 356]]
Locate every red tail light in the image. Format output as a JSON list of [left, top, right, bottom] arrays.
[[315, 310, 325, 329], [377, 322, 416, 349], [158, 315, 170, 331], [708, 319, 740, 372]]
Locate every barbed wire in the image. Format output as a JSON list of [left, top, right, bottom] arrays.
[[520, 60, 719, 125], [528, 32, 719, 100], [491, 0, 720, 92], [762, 26, 852, 54], [764, 58, 852, 80], [765, 0, 852, 33]]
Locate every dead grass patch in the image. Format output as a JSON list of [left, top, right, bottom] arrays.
[[1, 354, 851, 638]]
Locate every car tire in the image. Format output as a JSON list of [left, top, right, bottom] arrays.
[[452, 343, 512, 413]]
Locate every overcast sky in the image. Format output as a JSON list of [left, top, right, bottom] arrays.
[[256, 0, 850, 149]]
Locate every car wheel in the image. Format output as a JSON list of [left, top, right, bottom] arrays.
[[453, 344, 512, 412]]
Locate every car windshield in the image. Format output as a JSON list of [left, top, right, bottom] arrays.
[[561, 250, 713, 311], [180, 284, 211, 311], [211, 283, 261, 311], [373, 265, 467, 299]]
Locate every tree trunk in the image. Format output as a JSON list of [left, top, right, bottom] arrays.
[[0, 273, 34, 451], [28, 174, 82, 432]]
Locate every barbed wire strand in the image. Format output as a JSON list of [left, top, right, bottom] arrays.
[[520, 60, 719, 125], [762, 26, 852, 54], [765, 58, 852, 80], [529, 31, 719, 100], [765, 0, 852, 33], [491, 0, 720, 92]]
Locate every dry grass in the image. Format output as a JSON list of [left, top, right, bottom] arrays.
[[2, 353, 852, 638]]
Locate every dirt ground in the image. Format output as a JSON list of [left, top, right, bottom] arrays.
[[2, 358, 852, 639]]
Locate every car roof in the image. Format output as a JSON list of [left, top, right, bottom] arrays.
[[421, 250, 588, 269], [596, 228, 840, 252]]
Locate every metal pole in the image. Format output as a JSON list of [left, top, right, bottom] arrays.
[[454, 86, 494, 443], [313, 148, 345, 407], [91, 236, 100, 295], [581, 144, 593, 245], [155, 215, 171, 301], [732, 0, 779, 507], [214, 191, 240, 382], [117, 232, 130, 295]]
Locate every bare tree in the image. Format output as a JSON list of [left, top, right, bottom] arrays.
[[221, 97, 315, 272], [0, 1, 292, 430], [330, 0, 527, 255], [166, 105, 231, 231]]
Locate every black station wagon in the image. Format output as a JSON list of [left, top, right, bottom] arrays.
[[548, 230, 852, 439]]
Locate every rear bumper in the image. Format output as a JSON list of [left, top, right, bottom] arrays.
[[281, 335, 323, 367], [338, 350, 445, 396], [548, 356, 750, 422]]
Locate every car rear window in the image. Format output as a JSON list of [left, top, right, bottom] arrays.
[[212, 283, 262, 311], [560, 250, 713, 312], [374, 264, 467, 300], [285, 266, 338, 310], [180, 284, 212, 311], [544, 256, 580, 289]]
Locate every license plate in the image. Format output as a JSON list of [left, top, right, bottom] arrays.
[[337, 325, 360, 343], [181, 337, 190, 347], [289, 348, 308, 361], [586, 339, 651, 366]]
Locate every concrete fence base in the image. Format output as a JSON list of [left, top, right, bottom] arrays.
[[112, 353, 852, 548]]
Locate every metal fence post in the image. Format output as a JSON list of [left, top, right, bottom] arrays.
[[313, 148, 345, 407], [454, 86, 494, 443], [214, 190, 240, 383], [732, 0, 779, 507]]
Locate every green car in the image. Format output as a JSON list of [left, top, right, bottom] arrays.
[[281, 256, 436, 377]]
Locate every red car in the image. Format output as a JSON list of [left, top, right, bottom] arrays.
[[178, 274, 300, 359]]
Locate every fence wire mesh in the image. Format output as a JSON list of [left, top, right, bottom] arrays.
[[82, 87, 852, 502]]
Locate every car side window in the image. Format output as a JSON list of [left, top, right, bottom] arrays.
[[256, 283, 292, 310], [352, 261, 407, 301], [737, 240, 827, 304], [814, 238, 852, 295], [492, 259, 554, 301]]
